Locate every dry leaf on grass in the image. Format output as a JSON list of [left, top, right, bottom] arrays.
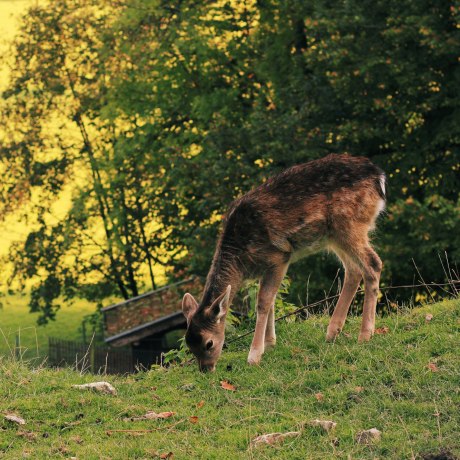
[[425, 313, 433, 322], [309, 419, 337, 432], [251, 431, 300, 447], [70, 435, 83, 445], [17, 431, 36, 441], [160, 452, 174, 459], [189, 416, 199, 424], [355, 386, 364, 393], [72, 382, 117, 395], [123, 411, 175, 422], [375, 326, 389, 335], [196, 400, 205, 409], [5, 414, 26, 425], [314, 392, 324, 401], [220, 380, 236, 391], [428, 362, 439, 372], [356, 428, 381, 444]]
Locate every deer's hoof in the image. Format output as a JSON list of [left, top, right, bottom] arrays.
[[358, 330, 373, 343], [326, 326, 341, 342], [247, 350, 263, 366]]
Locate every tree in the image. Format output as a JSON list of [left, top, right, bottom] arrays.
[[1, 0, 458, 321], [1, 0, 171, 322]]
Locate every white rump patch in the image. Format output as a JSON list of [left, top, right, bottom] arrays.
[[379, 175, 386, 198], [375, 174, 386, 216]]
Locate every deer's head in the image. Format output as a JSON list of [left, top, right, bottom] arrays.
[[181, 285, 231, 372]]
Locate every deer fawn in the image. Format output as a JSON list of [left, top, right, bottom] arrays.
[[182, 154, 386, 371]]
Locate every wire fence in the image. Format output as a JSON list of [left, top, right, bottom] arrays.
[[47, 337, 162, 374], [226, 279, 460, 345]]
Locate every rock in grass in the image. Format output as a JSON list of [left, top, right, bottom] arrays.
[[180, 383, 195, 391], [123, 411, 175, 422], [250, 431, 300, 447], [4, 414, 26, 425], [356, 427, 381, 444], [72, 381, 117, 395], [309, 419, 337, 432]]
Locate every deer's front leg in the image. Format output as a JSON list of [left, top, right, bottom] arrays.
[[248, 263, 288, 365], [264, 305, 276, 348]]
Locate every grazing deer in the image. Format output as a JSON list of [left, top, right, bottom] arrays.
[[182, 154, 386, 371]]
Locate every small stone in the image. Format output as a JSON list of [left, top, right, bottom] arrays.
[[5, 414, 26, 425], [72, 382, 117, 395], [309, 419, 337, 432], [250, 431, 300, 447], [356, 427, 381, 444], [180, 383, 195, 391]]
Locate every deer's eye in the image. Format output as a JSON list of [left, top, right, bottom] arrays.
[[206, 340, 213, 350]]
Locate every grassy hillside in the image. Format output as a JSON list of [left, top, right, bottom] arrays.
[[1, 299, 459, 459], [0, 294, 98, 358]]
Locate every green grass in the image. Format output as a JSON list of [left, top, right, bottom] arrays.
[[0, 293, 97, 359], [1, 299, 459, 459]]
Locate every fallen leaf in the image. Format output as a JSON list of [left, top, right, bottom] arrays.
[[220, 381, 236, 391], [425, 313, 433, 322], [72, 382, 117, 395], [189, 416, 199, 424], [17, 431, 36, 441], [124, 411, 175, 422], [314, 392, 324, 401], [356, 428, 381, 444], [375, 327, 389, 335], [57, 445, 70, 454], [152, 412, 175, 419], [70, 435, 83, 444], [290, 347, 302, 356], [355, 386, 364, 393], [428, 362, 439, 372], [160, 452, 173, 459], [251, 431, 300, 447], [309, 419, 337, 432], [5, 414, 26, 425], [196, 400, 205, 409]]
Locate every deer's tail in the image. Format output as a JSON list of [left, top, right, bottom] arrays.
[[376, 173, 387, 201]]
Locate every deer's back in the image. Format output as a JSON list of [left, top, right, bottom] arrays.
[[220, 154, 385, 275]]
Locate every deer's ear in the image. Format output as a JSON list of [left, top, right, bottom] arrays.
[[182, 293, 198, 322], [210, 285, 231, 322]]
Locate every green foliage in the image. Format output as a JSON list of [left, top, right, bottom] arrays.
[[161, 336, 190, 366], [0, 0, 458, 321], [242, 277, 298, 322], [1, 299, 459, 458]]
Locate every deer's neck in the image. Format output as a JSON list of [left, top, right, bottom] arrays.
[[200, 247, 243, 308]]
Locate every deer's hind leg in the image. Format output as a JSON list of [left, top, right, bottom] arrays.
[[331, 229, 382, 343], [356, 245, 382, 342], [326, 251, 362, 341]]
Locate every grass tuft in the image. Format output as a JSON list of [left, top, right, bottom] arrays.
[[1, 299, 459, 459]]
